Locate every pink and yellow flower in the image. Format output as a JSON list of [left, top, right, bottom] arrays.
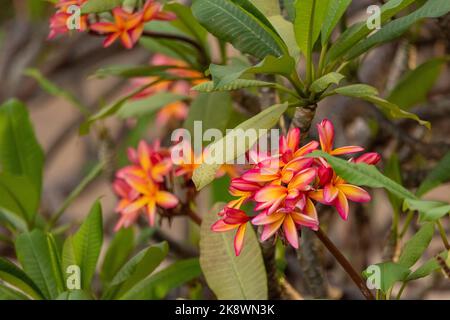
[[211, 207, 251, 256], [48, 0, 88, 39], [317, 119, 364, 156]]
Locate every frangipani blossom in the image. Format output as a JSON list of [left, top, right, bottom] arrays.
[[211, 208, 251, 256], [48, 0, 88, 39], [317, 119, 364, 156]]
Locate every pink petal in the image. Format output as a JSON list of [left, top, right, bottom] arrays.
[[211, 219, 238, 232], [294, 140, 319, 157], [261, 218, 284, 241], [283, 214, 299, 248], [289, 168, 317, 191], [331, 146, 364, 156], [252, 211, 284, 225], [155, 191, 179, 208], [338, 184, 371, 203], [334, 190, 349, 220], [317, 119, 334, 153], [234, 224, 247, 256], [324, 183, 339, 203]]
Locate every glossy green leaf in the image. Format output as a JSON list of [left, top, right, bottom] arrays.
[[0, 284, 29, 300], [46, 233, 65, 294], [192, 0, 285, 59], [403, 199, 450, 221], [192, 79, 275, 92], [398, 223, 434, 268], [62, 200, 103, 290], [117, 93, 188, 119], [416, 151, 450, 197], [15, 230, 60, 299], [105, 241, 169, 299], [310, 72, 345, 93], [346, 0, 450, 60], [384, 153, 403, 214], [249, 0, 280, 16], [193, 102, 288, 190], [200, 203, 267, 299], [0, 257, 43, 299], [81, 0, 123, 14], [94, 65, 185, 79], [101, 227, 135, 284], [363, 262, 410, 294], [387, 58, 448, 110], [407, 251, 448, 281], [321, 0, 351, 45], [269, 15, 300, 61], [184, 92, 232, 135], [56, 290, 92, 300], [120, 258, 201, 300], [307, 151, 416, 200], [326, 0, 416, 62]]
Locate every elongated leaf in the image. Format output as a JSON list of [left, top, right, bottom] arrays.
[[334, 84, 430, 128], [249, 0, 280, 17], [200, 203, 267, 299], [308, 151, 416, 200], [269, 15, 300, 61], [100, 227, 135, 284], [231, 0, 280, 34], [384, 153, 403, 214], [192, 0, 285, 59], [192, 79, 275, 92], [403, 199, 450, 221], [56, 290, 92, 300], [310, 72, 345, 93], [15, 230, 60, 299], [0, 284, 29, 300], [184, 92, 232, 135], [326, 0, 416, 62], [363, 262, 410, 294], [193, 102, 288, 190], [321, 0, 351, 45], [120, 258, 201, 300], [0, 257, 43, 299], [398, 223, 434, 268], [0, 99, 44, 223], [346, 0, 450, 60], [117, 93, 188, 119], [46, 233, 65, 294], [387, 58, 448, 110], [210, 55, 295, 88], [416, 151, 450, 197], [81, 0, 123, 14], [407, 251, 448, 281], [94, 65, 185, 79], [62, 200, 103, 290], [294, 0, 330, 57], [104, 242, 168, 299]]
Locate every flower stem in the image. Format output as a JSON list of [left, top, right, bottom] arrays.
[[436, 220, 450, 250], [314, 228, 375, 300]]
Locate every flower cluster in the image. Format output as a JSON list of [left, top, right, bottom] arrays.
[[113, 140, 178, 230], [212, 119, 381, 256], [49, 0, 174, 49], [128, 54, 206, 126]]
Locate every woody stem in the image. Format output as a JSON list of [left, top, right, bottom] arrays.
[[314, 228, 375, 300]]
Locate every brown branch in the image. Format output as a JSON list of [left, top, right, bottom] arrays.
[[315, 228, 375, 300]]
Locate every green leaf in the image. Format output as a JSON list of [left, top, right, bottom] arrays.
[[307, 151, 416, 200], [192, 79, 275, 92], [398, 223, 434, 268], [210, 55, 295, 88], [81, 0, 123, 14], [363, 262, 410, 294], [387, 58, 448, 110], [346, 0, 450, 60], [416, 151, 450, 197], [269, 15, 300, 61], [0, 99, 44, 223], [193, 102, 288, 190], [15, 230, 60, 299], [326, 0, 416, 62], [249, 0, 280, 17], [120, 258, 201, 300], [105, 241, 169, 299], [407, 251, 448, 281], [0, 284, 29, 300], [384, 153, 403, 213], [200, 203, 267, 299], [294, 0, 330, 56], [184, 92, 232, 135], [310, 72, 345, 93], [117, 93, 188, 119], [192, 0, 285, 59], [46, 233, 65, 294], [403, 199, 450, 221], [62, 200, 103, 290], [100, 227, 135, 284], [56, 290, 92, 300], [0, 257, 44, 299], [25, 69, 88, 115], [334, 84, 430, 128], [321, 0, 351, 45], [94, 65, 186, 79]]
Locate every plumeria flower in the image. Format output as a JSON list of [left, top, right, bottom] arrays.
[[223, 178, 260, 211], [211, 208, 251, 256], [309, 172, 371, 220], [48, 0, 88, 39], [113, 179, 140, 230], [317, 119, 364, 156], [252, 205, 319, 249]]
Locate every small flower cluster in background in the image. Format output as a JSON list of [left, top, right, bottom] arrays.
[[212, 119, 381, 256], [48, 0, 174, 48]]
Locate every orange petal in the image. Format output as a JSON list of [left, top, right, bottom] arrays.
[[252, 211, 284, 226], [261, 219, 284, 241], [146, 200, 156, 226], [289, 168, 317, 191], [331, 146, 364, 156], [294, 140, 319, 157], [103, 32, 120, 47], [123, 197, 148, 215], [123, 175, 151, 195], [308, 190, 326, 204], [334, 190, 349, 220], [338, 184, 371, 203], [290, 210, 318, 230], [283, 214, 299, 248], [324, 183, 339, 203], [234, 223, 247, 256], [138, 141, 152, 172], [120, 31, 134, 49], [155, 191, 179, 208], [211, 219, 238, 232], [90, 22, 118, 33], [317, 119, 334, 153]]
